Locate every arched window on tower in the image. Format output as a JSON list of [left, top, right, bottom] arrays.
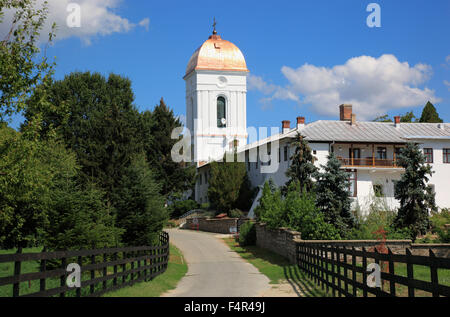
[[217, 96, 226, 128]]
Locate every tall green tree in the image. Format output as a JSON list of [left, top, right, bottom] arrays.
[[143, 98, 195, 200], [113, 154, 168, 246], [394, 142, 437, 241], [208, 152, 255, 214], [0, 125, 68, 248], [314, 152, 355, 236], [0, 0, 55, 121], [284, 133, 317, 193], [419, 101, 443, 123], [24, 72, 143, 200]]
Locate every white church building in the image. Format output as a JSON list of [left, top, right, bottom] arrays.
[[184, 28, 450, 216]]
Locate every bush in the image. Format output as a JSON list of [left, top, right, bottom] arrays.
[[239, 221, 256, 246], [286, 182, 340, 240], [348, 201, 413, 240], [229, 209, 244, 218], [168, 199, 199, 219]]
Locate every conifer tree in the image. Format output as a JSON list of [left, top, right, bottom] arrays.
[[284, 133, 317, 193], [394, 142, 437, 241], [143, 98, 195, 200], [314, 152, 355, 236], [208, 152, 255, 214], [419, 101, 443, 123]]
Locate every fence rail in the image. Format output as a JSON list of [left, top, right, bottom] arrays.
[[297, 242, 450, 297], [0, 231, 169, 297]]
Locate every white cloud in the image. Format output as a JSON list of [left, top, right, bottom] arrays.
[[138, 18, 150, 32], [249, 54, 440, 119], [0, 0, 149, 45], [444, 80, 450, 91], [248, 74, 300, 108]]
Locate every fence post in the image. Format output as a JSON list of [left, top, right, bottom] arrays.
[[362, 247, 368, 297], [131, 251, 135, 282], [90, 254, 95, 294], [320, 246, 325, 291], [343, 246, 348, 296], [325, 246, 329, 294], [60, 257, 67, 297], [40, 247, 46, 293], [351, 247, 356, 297], [331, 245, 336, 297], [406, 248, 414, 297], [336, 246, 341, 297], [387, 248, 395, 297], [13, 247, 22, 297], [113, 252, 118, 286], [77, 255, 82, 297], [103, 253, 107, 291], [429, 249, 439, 297], [122, 251, 127, 284]]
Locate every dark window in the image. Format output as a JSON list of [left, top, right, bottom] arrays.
[[444, 149, 450, 164], [373, 184, 384, 197], [347, 169, 357, 197], [278, 148, 281, 163], [199, 174, 202, 185], [423, 148, 433, 163], [284, 146, 288, 161], [217, 96, 226, 128], [349, 148, 361, 159], [377, 147, 387, 159], [256, 148, 259, 169]]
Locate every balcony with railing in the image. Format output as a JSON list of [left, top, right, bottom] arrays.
[[337, 157, 398, 168], [334, 143, 405, 169]]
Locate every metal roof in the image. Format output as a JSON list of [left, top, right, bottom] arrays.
[[300, 121, 450, 143]]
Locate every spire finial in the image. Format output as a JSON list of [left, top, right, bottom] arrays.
[[212, 17, 217, 35]]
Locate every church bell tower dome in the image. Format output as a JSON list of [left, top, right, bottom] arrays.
[[185, 31, 249, 77]]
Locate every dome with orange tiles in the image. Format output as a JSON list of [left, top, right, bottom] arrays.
[[185, 31, 248, 77]]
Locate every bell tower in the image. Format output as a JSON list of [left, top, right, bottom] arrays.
[[184, 25, 248, 165]]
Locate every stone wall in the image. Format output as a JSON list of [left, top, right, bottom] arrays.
[[255, 223, 450, 263], [411, 244, 450, 258], [255, 223, 302, 263], [185, 217, 239, 234]]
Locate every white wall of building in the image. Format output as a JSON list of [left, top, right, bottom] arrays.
[[417, 140, 450, 209]]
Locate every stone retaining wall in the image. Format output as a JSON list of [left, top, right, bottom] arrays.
[[185, 217, 239, 234], [255, 223, 302, 263], [255, 223, 450, 263]]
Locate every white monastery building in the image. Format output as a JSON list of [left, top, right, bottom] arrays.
[[185, 28, 450, 216]]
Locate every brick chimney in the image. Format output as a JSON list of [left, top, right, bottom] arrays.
[[282, 120, 291, 134], [351, 113, 357, 125], [394, 116, 401, 128], [297, 116, 305, 129], [339, 104, 353, 121]]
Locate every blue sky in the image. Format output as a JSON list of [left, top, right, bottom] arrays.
[[4, 0, 450, 130]]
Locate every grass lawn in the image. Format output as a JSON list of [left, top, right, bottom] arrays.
[[0, 244, 187, 297], [104, 243, 187, 297], [223, 238, 329, 297]]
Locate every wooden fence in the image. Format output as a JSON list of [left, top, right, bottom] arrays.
[[297, 242, 450, 297], [0, 231, 169, 297]]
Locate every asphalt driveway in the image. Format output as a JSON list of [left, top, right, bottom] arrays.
[[162, 228, 270, 297]]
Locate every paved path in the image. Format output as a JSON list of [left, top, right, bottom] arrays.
[[162, 229, 271, 297]]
